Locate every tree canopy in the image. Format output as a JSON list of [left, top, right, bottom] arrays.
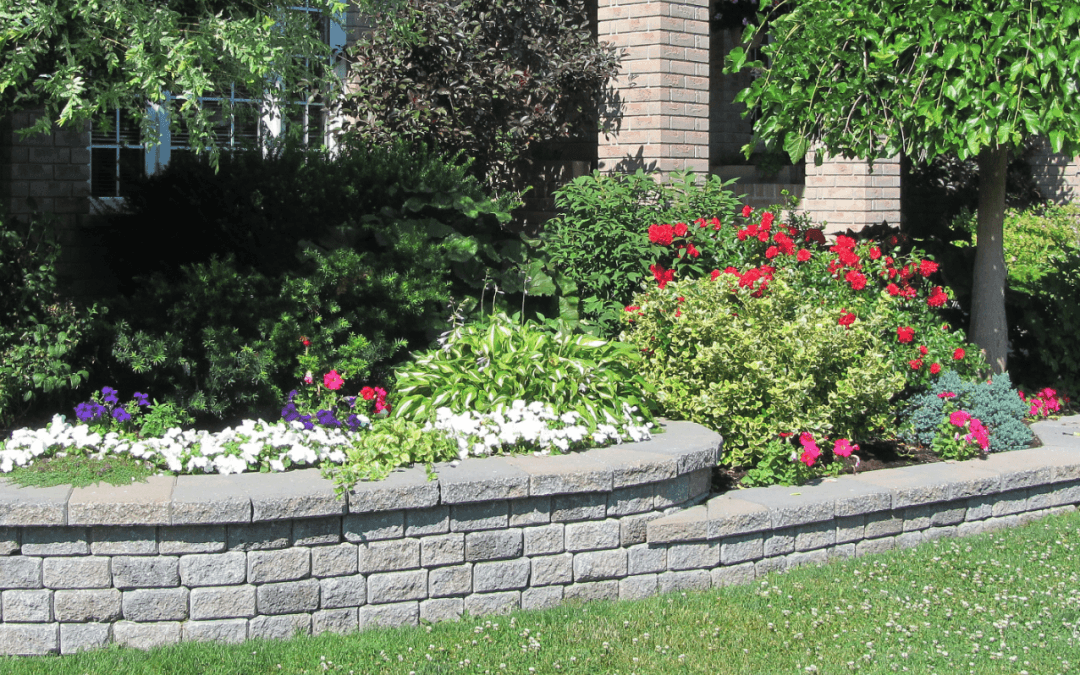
[[726, 0, 1080, 372]]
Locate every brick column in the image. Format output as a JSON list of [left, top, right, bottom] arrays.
[[596, 0, 710, 176], [801, 151, 901, 233]]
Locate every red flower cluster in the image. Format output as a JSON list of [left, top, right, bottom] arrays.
[[838, 309, 856, 328], [897, 326, 915, 343], [650, 264, 675, 289], [953, 347, 965, 360], [919, 259, 939, 277], [648, 223, 674, 246], [360, 386, 391, 414], [845, 270, 867, 291], [927, 286, 948, 308], [796, 249, 812, 262]]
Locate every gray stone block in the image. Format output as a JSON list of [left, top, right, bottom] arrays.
[[763, 528, 795, 557], [227, 521, 291, 551], [1026, 485, 1055, 512], [956, 520, 990, 537], [607, 484, 654, 517], [552, 493, 607, 522], [248, 548, 311, 583], [523, 523, 564, 556], [711, 562, 756, 588], [621, 512, 664, 546], [249, 613, 311, 640], [420, 597, 463, 623], [122, 588, 189, 621], [565, 519, 620, 552], [586, 446, 679, 488], [90, 526, 157, 555], [829, 543, 857, 561], [850, 466, 951, 508], [704, 496, 771, 538], [1018, 509, 1051, 526], [966, 495, 995, 521], [979, 449, 1052, 491], [2, 589, 52, 622], [734, 485, 835, 528], [179, 552, 246, 587], [619, 574, 657, 600], [531, 553, 573, 586], [826, 477, 893, 517], [902, 504, 934, 531], [320, 575, 366, 609], [421, 533, 465, 567], [0, 623, 59, 655], [358, 539, 420, 573], [368, 570, 427, 604], [60, 622, 110, 654], [22, 527, 89, 555], [292, 517, 342, 546], [226, 470, 345, 522], [688, 467, 712, 499], [503, 454, 613, 495], [863, 511, 903, 538], [720, 533, 763, 565], [0, 481, 69, 528], [189, 585, 257, 620], [658, 569, 711, 594], [795, 520, 836, 551], [428, 564, 472, 598], [668, 541, 719, 570], [465, 591, 519, 616], [158, 525, 227, 554], [314, 607, 358, 634], [112, 556, 180, 589], [344, 511, 404, 543], [574, 549, 627, 581], [171, 474, 251, 525], [257, 578, 321, 615], [405, 507, 449, 537], [473, 559, 530, 592], [43, 556, 110, 589], [451, 501, 509, 532], [856, 537, 896, 557], [348, 467, 440, 513], [1049, 481, 1080, 507], [312, 543, 358, 577], [0, 527, 17, 555], [930, 504, 967, 527], [509, 497, 551, 526], [360, 601, 418, 628], [465, 529, 522, 561], [522, 585, 563, 611], [69, 475, 174, 526], [182, 619, 248, 644], [627, 544, 666, 575], [564, 580, 618, 604], [787, 549, 828, 569], [436, 457, 529, 504], [646, 505, 709, 544], [0, 557, 42, 589], [755, 556, 789, 577], [992, 490, 1029, 517], [835, 515, 864, 544], [54, 589, 121, 622], [637, 422, 722, 474], [895, 531, 926, 550], [924, 525, 957, 541], [654, 475, 691, 508]]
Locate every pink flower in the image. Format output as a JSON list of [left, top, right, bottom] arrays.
[[833, 438, 858, 458], [798, 432, 821, 467], [938, 391, 957, 399], [303, 371, 314, 385], [324, 370, 344, 391], [949, 410, 972, 427], [967, 418, 990, 451]]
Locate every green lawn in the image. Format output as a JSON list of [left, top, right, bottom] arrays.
[[7, 508, 1080, 675]]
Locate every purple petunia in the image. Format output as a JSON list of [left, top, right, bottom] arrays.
[[111, 406, 132, 423], [101, 386, 120, 406], [316, 409, 340, 427], [133, 392, 150, 407]]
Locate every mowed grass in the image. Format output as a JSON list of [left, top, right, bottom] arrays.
[[6, 508, 1080, 675]]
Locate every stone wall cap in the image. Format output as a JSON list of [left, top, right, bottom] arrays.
[[68, 475, 175, 526]]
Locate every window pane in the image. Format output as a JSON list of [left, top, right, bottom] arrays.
[[118, 148, 144, 197], [91, 148, 118, 197]]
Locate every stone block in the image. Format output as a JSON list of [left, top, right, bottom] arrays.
[[574, 549, 627, 581], [787, 549, 828, 569], [851, 466, 951, 508], [436, 457, 529, 503], [312, 543, 358, 577], [795, 521, 836, 551], [189, 585, 257, 620], [368, 570, 427, 604], [428, 564, 472, 598], [112, 556, 180, 589], [638, 422, 722, 474], [22, 527, 89, 556], [503, 454, 613, 495], [619, 574, 657, 600], [420, 598, 463, 623], [347, 467, 440, 513], [924, 525, 958, 541], [607, 484, 654, 516], [521, 586, 563, 611], [688, 467, 712, 499], [668, 541, 719, 570], [0, 481, 69, 527], [711, 562, 756, 588], [314, 608, 358, 635], [179, 552, 246, 587], [564, 580, 619, 604], [992, 490, 1029, 517], [835, 515, 864, 543], [0, 623, 59, 655], [646, 505, 709, 543], [531, 553, 573, 586], [227, 522, 291, 551], [182, 619, 248, 644], [509, 497, 551, 526], [343, 511, 404, 543], [621, 512, 664, 546], [465, 530, 522, 561], [856, 537, 896, 557], [292, 517, 342, 546], [930, 504, 967, 527], [158, 526, 227, 554], [586, 446, 679, 488], [54, 589, 121, 622], [360, 602, 418, 628], [902, 504, 934, 531], [405, 507, 449, 537], [90, 526, 157, 555], [248, 548, 311, 583], [564, 519, 621, 553], [720, 533, 763, 565], [421, 533, 465, 567], [654, 475, 691, 508], [320, 575, 366, 609], [658, 569, 711, 594], [733, 485, 835, 528], [552, 493, 607, 522], [0, 527, 17, 555], [249, 614, 312, 640], [627, 544, 666, 575], [472, 559, 531, 592], [763, 528, 794, 557], [122, 588, 189, 621], [754, 556, 790, 577], [171, 475, 251, 525], [60, 622, 110, 654], [43, 556, 111, 589], [257, 578, 321, 615], [863, 511, 903, 538], [829, 543, 857, 561], [0, 557, 43, 588], [451, 501, 509, 532], [704, 496, 771, 538], [2, 589, 52, 622], [69, 475, 174, 525], [1026, 485, 1056, 512], [226, 470, 345, 521], [358, 539, 420, 573], [464, 591, 520, 616], [523, 523, 564, 556]]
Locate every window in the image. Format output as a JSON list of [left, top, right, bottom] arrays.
[[89, 109, 149, 198]]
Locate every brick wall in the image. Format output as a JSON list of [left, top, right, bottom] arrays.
[[709, 27, 755, 163], [1027, 135, 1080, 204], [801, 151, 901, 233]]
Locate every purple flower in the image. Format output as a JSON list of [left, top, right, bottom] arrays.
[[101, 386, 120, 406], [316, 409, 340, 427], [345, 414, 364, 430], [133, 392, 150, 407], [75, 402, 95, 422], [280, 402, 300, 423], [111, 406, 131, 423], [298, 414, 314, 431], [287, 390, 298, 403]]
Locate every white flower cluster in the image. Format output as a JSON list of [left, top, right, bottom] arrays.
[[0, 415, 360, 476], [428, 400, 652, 460]]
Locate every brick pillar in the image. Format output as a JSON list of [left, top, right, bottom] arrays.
[[596, 0, 710, 176], [1027, 135, 1080, 204], [801, 151, 901, 233]]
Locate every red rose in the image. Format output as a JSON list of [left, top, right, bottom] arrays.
[[360, 386, 376, 400], [869, 246, 882, 260], [835, 235, 857, 249], [742, 205, 753, 218], [761, 212, 775, 228], [953, 347, 965, 360], [897, 326, 915, 343], [930, 363, 942, 374], [301, 336, 311, 346], [796, 249, 812, 262], [837, 248, 860, 267]]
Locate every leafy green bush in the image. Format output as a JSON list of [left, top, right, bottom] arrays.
[[622, 273, 905, 470], [392, 312, 658, 429], [0, 215, 96, 428], [539, 170, 743, 337], [322, 417, 458, 492]]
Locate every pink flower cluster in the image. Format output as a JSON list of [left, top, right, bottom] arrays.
[[948, 409, 990, 452], [795, 432, 859, 467], [1020, 387, 1066, 419]]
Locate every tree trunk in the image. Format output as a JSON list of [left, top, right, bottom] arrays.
[[970, 145, 1009, 373]]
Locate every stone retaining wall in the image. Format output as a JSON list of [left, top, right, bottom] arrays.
[[1, 417, 1078, 657]]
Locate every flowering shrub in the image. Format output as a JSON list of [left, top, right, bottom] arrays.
[[742, 432, 860, 487], [1021, 387, 1068, 419], [930, 399, 991, 461]]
